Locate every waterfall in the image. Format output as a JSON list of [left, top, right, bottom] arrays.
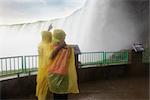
[[0, 0, 148, 57]]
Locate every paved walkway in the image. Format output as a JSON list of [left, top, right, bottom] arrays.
[[69, 76, 149, 100], [12, 76, 149, 100]]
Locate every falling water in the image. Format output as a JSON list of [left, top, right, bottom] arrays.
[[0, 0, 148, 57]]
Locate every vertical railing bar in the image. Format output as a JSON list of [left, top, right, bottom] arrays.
[[122, 52, 123, 61], [114, 52, 116, 63], [127, 51, 128, 63], [85, 53, 87, 64], [90, 53, 94, 64], [37, 55, 38, 69], [83, 54, 84, 64], [111, 52, 112, 64], [99, 52, 101, 65], [124, 52, 126, 63], [122, 52, 123, 62], [35, 56, 37, 70], [13, 58, 15, 73], [31, 56, 34, 71], [103, 52, 105, 65], [107, 52, 108, 64], [124, 52, 125, 63], [91, 53, 93, 64], [92, 53, 94, 64], [84, 53, 85, 65], [34, 56, 35, 70], [83, 53, 85, 64], [109, 53, 111, 64], [5, 59, 7, 74], [120, 52, 121, 63], [15, 57, 20, 73], [90, 53, 92, 64], [82, 53, 83, 65], [1, 59, 3, 75], [33, 56, 35, 70], [94, 53, 95, 64], [120, 52, 122, 63], [91, 53, 92, 64], [9, 58, 11, 74], [105, 52, 106, 65], [13, 58, 16, 73], [102, 52, 104, 65], [35, 55, 38, 70], [84, 54, 86, 64], [89, 53, 90, 64], [28, 57, 30, 72], [21, 56, 24, 73], [34, 56, 36, 70], [24, 56, 26, 73]]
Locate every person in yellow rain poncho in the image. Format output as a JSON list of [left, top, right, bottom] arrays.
[[47, 29, 79, 100], [36, 31, 53, 100]]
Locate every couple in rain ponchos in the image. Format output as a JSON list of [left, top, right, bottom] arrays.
[[36, 29, 79, 100]]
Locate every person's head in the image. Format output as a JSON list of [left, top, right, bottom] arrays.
[[52, 29, 66, 44], [41, 31, 52, 43]]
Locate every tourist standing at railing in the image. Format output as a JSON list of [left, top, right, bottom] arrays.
[[36, 24, 56, 100], [36, 30, 53, 100], [47, 29, 79, 100]]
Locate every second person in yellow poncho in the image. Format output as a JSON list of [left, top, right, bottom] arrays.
[[48, 29, 79, 100]]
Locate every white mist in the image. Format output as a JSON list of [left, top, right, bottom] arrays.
[[0, 0, 148, 57]]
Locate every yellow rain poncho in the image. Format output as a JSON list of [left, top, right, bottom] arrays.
[[48, 29, 79, 94], [36, 31, 53, 100]]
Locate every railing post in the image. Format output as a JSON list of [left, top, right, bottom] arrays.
[[21, 56, 24, 73], [5, 59, 7, 75], [126, 51, 129, 64], [24, 56, 26, 73], [103, 52, 106, 65], [0, 59, 3, 76]]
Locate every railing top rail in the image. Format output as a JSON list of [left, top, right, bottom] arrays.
[[80, 51, 128, 54], [0, 56, 23, 59], [24, 55, 38, 57], [0, 51, 129, 58], [104, 51, 128, 53]]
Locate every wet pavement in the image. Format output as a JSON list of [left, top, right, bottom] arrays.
[[69, 76, 149, 100], [12, 76, 149, 100]]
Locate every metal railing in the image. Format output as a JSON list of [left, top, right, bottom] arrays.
[[0, 51, 129, 77], [78, 51, 128, 67], [0, 56, 23, 76], [24, 55, 38, 72], [0, 55, 38, 77]]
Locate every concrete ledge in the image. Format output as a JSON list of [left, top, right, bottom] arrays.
[[0, 71, 37, 81]]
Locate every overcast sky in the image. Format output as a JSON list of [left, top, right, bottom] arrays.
[[0, 0, 86, 25]]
